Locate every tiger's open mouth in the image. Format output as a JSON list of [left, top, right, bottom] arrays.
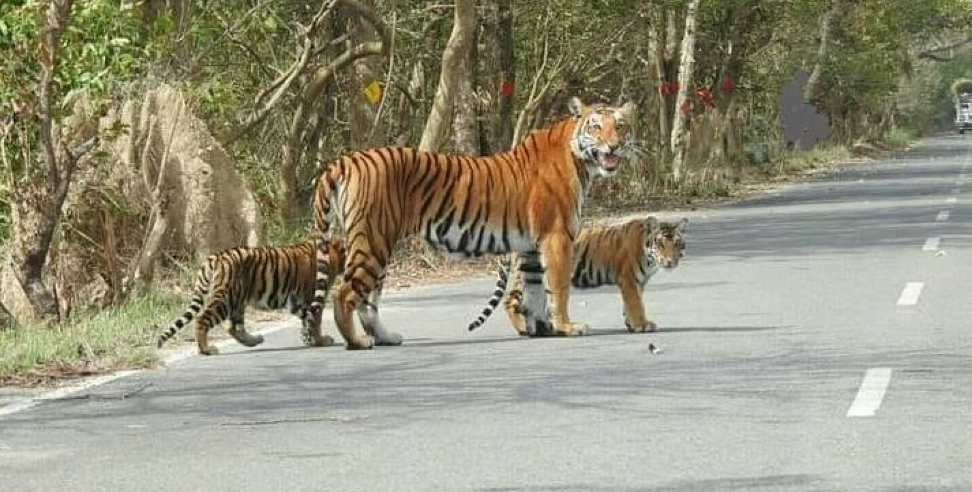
[[595, 149, 621, 171]]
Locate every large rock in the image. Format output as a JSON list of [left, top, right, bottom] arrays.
[[1, 83, 262, 324], [103, 83, 260, 254]]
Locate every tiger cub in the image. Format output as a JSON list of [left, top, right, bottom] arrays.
[[468, 217, 687, 335], [155, 238, 345, 355]]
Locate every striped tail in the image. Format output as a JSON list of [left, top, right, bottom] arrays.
[[310, 163, 341, 316], [467, 256, 513, 331], [156, 260, 214, 348]]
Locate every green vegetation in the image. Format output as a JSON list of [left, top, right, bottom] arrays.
[[885, 127, 919, 148], [2, 0, 972, 383], [0, 289, 180, 385]]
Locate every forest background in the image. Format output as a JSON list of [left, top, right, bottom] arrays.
[[2, 0, 972, 382]]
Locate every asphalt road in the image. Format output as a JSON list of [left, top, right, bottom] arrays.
[[3, 136, 972, 491]]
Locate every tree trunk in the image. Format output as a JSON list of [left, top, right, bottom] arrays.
[[344, 0, 382, 148], [7, 0, 94, 322], [419, 0, 476, 152], [648, 9, 681, 162], [804, 0, 844, 104], [10, 187, 63, 320], [481, 0, 515, 153], [452, 11, 481, 155], [670, 0, 701, 182], [278, 0, 389, 224]]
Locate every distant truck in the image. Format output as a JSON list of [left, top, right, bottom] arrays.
[[953, 79, 972, 134]]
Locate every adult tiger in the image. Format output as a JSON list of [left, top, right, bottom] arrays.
[[468, 217, 687, 335], [310, 97, 637, 349], [155, 238, 346, 355]]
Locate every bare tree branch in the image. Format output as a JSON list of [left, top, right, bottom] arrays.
[[38, 0, 74, 194], [225, 0, 339, 144], [368, 11, 397, 141], [805, 0, 846, 103], [279, 0, 390, 221], [917, 36, 972, 61]]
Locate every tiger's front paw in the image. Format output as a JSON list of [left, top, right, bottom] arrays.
[[346, 335, 375, 350], [310, 334, 335, 347], [301, 327, 335, 347], [552, 321, 588, 337], [626, 320, 658, 333], [199, 346, 220, 356]]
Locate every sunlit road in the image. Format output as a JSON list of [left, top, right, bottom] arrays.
[[3, 136, 972, 491]]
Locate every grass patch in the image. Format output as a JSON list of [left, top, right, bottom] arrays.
[[0, 288, 182, 386], [775, 144, 851, 174], [885, 127, 918, 148]]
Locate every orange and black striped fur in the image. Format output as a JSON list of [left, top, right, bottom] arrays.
[[155, 238, 346, 355], [309, 97, 637, 349], [468, 217, 687, 335]]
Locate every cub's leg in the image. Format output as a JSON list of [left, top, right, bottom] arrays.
[[299, 306, 334, 347], [517, 251, 551, 336], [540, 233, 587, 337], [357, 275, 402, 346], [194, 289, 229, 355], [228, 313, 265, 347], [504, 288, 529, 336], [618, 273, 656, 333]]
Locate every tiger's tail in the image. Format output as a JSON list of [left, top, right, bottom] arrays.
[[310, 163, 342, 316], [156, 258, 215, 348], [467, 256, 513, 331]]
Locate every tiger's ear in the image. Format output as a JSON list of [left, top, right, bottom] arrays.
[[568, 97, 586, 118]]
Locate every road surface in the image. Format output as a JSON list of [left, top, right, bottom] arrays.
[[2, 136, 972, 491]]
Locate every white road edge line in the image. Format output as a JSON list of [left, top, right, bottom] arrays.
[[0, 323, 292, 419], [847, 368, 893, 417], [922, 237, 941, 251], [936, 210, 950, 222], [946, 197, 958, 204], [896, 282, 924, 306]]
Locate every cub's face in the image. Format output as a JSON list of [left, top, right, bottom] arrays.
[[645, 218, 687, 269], [569, 97, 637, 177]]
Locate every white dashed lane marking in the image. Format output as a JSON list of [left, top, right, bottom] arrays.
[[922, 237, 941, 251], [896, 282, 924, 306], [936, 210, 950, 222], [847, 368, 893, 418], [946, 197, 958, 204]]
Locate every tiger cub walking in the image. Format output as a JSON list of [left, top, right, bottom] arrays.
[[468, 217, 687, 335], [155, 239, 345, 355]]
